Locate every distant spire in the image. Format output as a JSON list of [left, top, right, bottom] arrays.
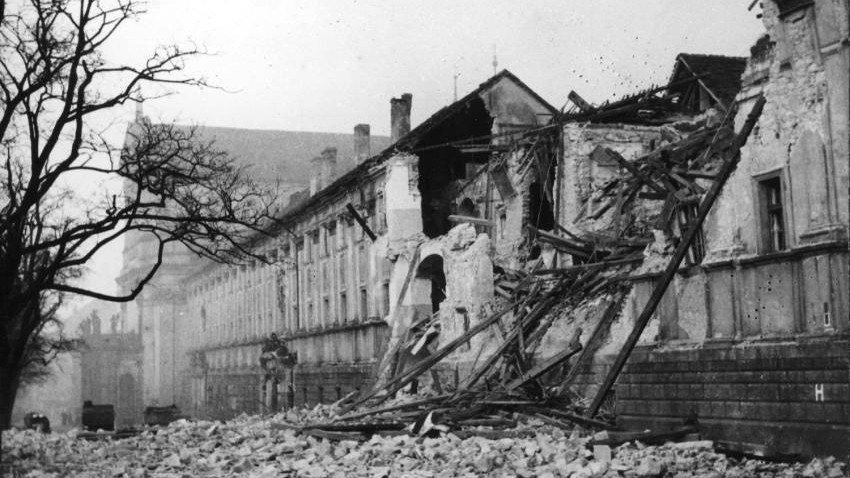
[[492, 45, 498, 75]]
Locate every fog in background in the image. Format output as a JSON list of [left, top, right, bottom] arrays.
[[71, 0, 765, 306]]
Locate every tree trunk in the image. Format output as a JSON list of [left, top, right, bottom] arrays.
[[0, 355, 22, 430], [0, 355, 22, 464]]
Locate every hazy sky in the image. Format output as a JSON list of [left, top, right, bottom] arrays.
[[76, 0, 765, 300]]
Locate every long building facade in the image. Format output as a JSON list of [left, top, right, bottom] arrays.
[[118, 0, 848, 457]]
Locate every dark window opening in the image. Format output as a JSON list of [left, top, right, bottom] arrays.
[[457, 307, 471, 351], [359, 288, 368, 319], [528, 181, 555, 231], [323, 297, 331, 323], [381, 283, 390, 316], [676, 202, 705, 265], [417, 97, 494, 238], [339, 292, 347, 323], [458, 197, 477, 217], [416, 255, 446, 314], [758, 176, 786, 252]]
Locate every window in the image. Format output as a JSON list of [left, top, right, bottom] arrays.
[[381, 283, 390, 316], [323, 296, 330, 324], [676, 202, 705, 265], [758, 176, 787, 252], [339, 292, 347, 323], [360, 288, 368, 319]]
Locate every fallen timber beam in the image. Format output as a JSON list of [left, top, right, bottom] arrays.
[[460, 282, 566, 390], [568, 90, 596, 113], [529, 407, 618, 431], [589, 425, 698, 447], [586, 96, 766, 418], [448, 214, 496, 228], [341, 305, 514, 413], [533, 255, 643, 276], [346, 203, 377, 241], [505, 341, 582, 392], [603, 148, 668, 195], [527, 226, 594, 256], [337, 394, 452, 422], [556, 290, 627, 395]]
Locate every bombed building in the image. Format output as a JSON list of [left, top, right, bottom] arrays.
[[99, 0, 850, 459], [180, 71, 558, 419]]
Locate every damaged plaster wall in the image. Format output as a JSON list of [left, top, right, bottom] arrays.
[[558, 124, 663, 236]]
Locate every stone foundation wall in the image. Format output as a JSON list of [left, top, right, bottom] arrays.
[[572, 338, 850, 457]]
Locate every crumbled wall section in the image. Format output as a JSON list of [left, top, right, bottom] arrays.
[[590, 0, 850, 458], [559, 124, 663, 236], [437, 225, 496, 360]]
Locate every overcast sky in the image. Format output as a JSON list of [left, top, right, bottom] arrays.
[[76, 0, 766, 301]]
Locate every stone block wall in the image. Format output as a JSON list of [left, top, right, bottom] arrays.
[[613, 339, 850, 457]]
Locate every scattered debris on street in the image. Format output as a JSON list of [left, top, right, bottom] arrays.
[[3, 404, 846, 477]]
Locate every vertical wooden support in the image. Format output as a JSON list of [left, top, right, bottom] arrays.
[[586, 96, 766, 417]]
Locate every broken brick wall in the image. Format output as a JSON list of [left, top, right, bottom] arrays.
[[587, 0, 849, 458]]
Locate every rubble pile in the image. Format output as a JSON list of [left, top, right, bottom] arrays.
[[4, 413, 845, 477]]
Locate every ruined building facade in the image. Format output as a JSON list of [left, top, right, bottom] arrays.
[[119, 0, 847, 457], [116, 122, 390, 412], [180, 71, 557, 419], [608, 0, 849, 456]]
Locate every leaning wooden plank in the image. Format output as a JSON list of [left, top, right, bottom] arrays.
[[461, 285, 564, 390], [343, 305, 515, 412], [533, 255, 643, 276], [448, 214, 496, 228], [605, 148, 667, 193], [346, 203, 377, 241], [556, 290, 628, 396], [568, 90, 596, 113], [336, 394, 451, 422], [586, 96, 766, 417], [505, 343, 582, 391], [331, 390, 359, 409], [528, 226, 594, 254], [533, 407, 619, 431]]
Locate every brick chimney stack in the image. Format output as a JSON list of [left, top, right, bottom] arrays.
[[309, 147, 338, 195], [310, 156, 322, 196], [390, 93, 412, 143], [320, 147, 337, 186], [354, 124, 371, 163]]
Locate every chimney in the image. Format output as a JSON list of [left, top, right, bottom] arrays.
[[354, 124, 371, 163], [390, 93, 412, 143], [310, 156, 322, 196], [320, 147, 337, 186], [310, 147, 338, 195]]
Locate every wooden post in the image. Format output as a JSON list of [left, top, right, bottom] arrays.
[[346, 203, 377, 241]]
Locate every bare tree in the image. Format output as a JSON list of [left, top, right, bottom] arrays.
[[0, 0, 277, 429]]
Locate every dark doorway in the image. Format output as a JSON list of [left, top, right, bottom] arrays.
[[416, 255, 446, 313]]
